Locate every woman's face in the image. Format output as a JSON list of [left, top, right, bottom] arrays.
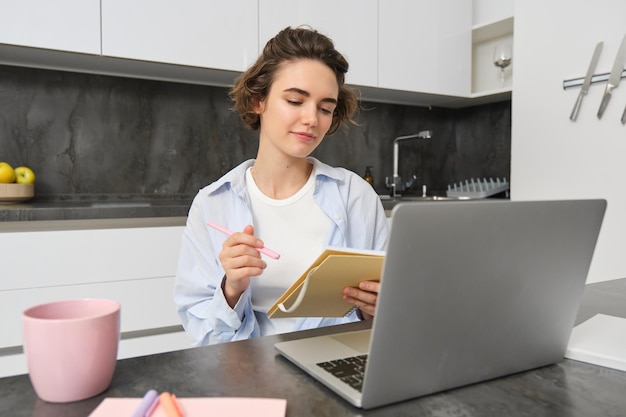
[[255, 59, 339, 159]]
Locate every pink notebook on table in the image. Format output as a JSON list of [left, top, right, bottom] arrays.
[[88, 397, 286, 417]]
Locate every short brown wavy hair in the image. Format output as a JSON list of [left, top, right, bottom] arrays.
[[229, 26, 358, 135]]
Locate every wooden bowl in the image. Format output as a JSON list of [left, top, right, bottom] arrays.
[[0, 183, 35, 203]]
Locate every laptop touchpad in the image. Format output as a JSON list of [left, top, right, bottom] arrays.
[[330, 330, 372, 354]]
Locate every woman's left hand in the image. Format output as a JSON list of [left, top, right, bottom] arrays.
[[342, 280, 380, 320]]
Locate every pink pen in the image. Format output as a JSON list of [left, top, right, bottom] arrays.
[[159, 392, 184, 417], [207, 221, 281, 260]]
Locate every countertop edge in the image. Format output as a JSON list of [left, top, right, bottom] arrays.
[[0, 216, 187, 232]]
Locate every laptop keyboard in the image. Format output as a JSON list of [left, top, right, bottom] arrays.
[[316, 354, 368, 392]]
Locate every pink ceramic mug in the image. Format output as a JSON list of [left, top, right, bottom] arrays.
[[22, 298, 121, 403]]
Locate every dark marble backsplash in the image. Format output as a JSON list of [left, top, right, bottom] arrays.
[[0, 64, 510, 199]]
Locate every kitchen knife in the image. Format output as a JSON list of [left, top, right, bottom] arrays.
[[570, 42, 603, 121], [598, 33, 626, 119]]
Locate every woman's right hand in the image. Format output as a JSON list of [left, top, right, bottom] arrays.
[[218, 225, 267, 308]]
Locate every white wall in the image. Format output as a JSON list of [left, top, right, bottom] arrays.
[[472, 0, 514, 27], [512, 0, 626, 283]]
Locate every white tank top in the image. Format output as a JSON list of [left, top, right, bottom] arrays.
[[245, 165, 332, 335]]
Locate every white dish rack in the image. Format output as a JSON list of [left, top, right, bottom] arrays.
[[446, 177, 509, 199]]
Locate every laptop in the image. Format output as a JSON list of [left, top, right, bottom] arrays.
[[274, 199, 606, 409]]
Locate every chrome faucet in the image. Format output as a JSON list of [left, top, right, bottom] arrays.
[[385, 130, 432, 197]]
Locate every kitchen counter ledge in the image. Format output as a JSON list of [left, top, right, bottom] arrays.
[[0, 195, 192, 226], [0, 217, 187, 232]]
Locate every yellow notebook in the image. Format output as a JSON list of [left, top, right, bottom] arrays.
[[267, 247, 385, 318]]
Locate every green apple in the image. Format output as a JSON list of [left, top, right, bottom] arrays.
[[0, 162, 16, 183], [14, 166, 36, 184]]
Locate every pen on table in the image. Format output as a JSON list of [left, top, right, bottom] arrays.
[[159, 392, 184, 417], [207, 220, 281, 260], [131, 389, 159, 417]]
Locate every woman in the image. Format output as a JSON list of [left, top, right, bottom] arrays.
[[174, 26, 388, 346]]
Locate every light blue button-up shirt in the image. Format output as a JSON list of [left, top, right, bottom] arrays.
[[174, 157, 388, 346]]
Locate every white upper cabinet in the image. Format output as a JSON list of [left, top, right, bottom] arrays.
[[473, 0, 514, 28], [378, 0, 472, 97], [471, 0, 514, 96], [101, 0, 258, 72], [0, 0, 100, 54], [0, 0, 504, 106], [259, 0, 378, 87]]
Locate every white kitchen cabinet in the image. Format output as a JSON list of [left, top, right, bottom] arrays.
[[378, 0, 472, 97], [101, 0, 258, 72], [0, 223, 192, 377], [471, 0, 514, 96], [0, 0, 510, 110], [258, 0, 378, 87], [472, 26, 513, 95], [0, 0, 100, 54], [473, 0, 514, 29]]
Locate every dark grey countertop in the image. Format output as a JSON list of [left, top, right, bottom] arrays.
[[1, 278, 625, 417], [1, 192, 508, 223], [0, 194, 193, 222]]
